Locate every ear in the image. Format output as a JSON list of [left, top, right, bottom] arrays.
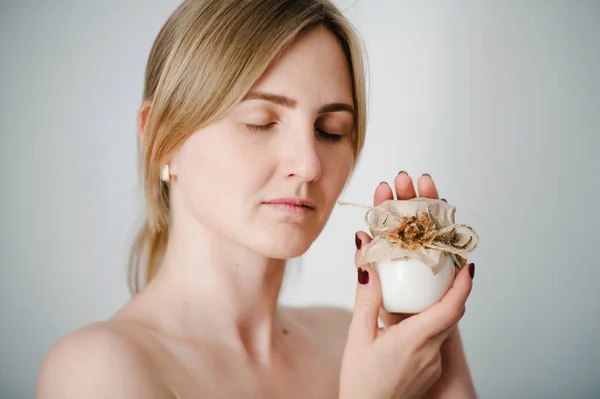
[[138, 100, 153, 146], [168, 147, 181, 178], [138, 100, 180, 179]]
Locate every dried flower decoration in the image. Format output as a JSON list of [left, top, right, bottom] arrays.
[[338, 197, 479, 275]]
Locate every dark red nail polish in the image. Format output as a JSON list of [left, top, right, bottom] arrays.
[[441, 198, 447, 203], [358, 267, 369, 285], [355, 233, 362, 250], [469, 263, 475, 279]]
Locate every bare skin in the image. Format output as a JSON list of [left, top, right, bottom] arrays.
[[36, 306, 351, 398], [36, 175, 472, 399], [36, 25, 475, 399]]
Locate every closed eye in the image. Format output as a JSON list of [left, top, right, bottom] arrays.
[[245, 123, 277, 131], [245, 123, 343, 142], [316, 128, 343, 142]]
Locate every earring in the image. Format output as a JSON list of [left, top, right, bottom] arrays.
[[160, 164, 171, 183]]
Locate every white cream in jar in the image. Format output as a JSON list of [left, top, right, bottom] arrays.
[[373, 254, 456, 314]]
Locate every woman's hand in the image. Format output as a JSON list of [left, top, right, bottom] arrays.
[[338, 172, 474, 399], [339, 257, 473, 399]]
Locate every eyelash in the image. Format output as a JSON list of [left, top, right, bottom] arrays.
[[245, 123, 343, 142]]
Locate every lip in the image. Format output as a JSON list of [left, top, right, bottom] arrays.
[[262, 198, 316, 214]]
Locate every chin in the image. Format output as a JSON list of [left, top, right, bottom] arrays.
[[251, 225, 318, 259], [263, 246, 308, 260]]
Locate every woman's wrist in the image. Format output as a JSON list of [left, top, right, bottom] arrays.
[[424, 327, 477, 399]]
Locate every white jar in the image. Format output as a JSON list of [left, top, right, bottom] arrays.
[[373, 254, 456, 314]]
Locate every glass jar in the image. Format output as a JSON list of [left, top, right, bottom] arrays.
[[373, 253, 456, 314]]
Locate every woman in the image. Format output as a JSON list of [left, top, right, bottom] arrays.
[[36, 0, 476, 397]]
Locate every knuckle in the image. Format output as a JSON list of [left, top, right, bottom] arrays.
[[448, 303, 463, 324], [453, 305, 464, 321], [354, 293, 372, 309], [406, 329, 427, 350], [411, 337, 425, 353], [464, 278, 473, 295], [398, 333, 421, 355]]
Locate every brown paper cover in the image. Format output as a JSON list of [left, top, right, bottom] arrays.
[[340, 198, 479, 275]]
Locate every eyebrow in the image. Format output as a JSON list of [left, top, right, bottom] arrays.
[[242, 91, 355, 115]]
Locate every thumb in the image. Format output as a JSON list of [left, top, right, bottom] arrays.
[[348, 232, 382, 345]]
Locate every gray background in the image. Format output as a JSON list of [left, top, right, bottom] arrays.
[[1, 1, 598, 398]]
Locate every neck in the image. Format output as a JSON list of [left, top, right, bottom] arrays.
[[141, 213, 289, 364]]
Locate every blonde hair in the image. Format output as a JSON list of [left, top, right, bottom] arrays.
[[129, 0, 368, 294]]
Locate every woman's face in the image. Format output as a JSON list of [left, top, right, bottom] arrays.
[[170, 26, 356, 258]]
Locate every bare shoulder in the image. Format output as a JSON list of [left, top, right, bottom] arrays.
[[36, 322, 171, 399]]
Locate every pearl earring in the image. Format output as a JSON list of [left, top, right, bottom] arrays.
[[160, 164, 171, 183]]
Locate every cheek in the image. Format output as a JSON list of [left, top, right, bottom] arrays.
[[174, 129, 272, 213], [321, 146, 354, 195], [177, 134, 225, 201]]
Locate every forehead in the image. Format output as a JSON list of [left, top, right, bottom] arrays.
[[250, 26, 354, 105]]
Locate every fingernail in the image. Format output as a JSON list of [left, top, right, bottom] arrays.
[[355, 233, 362, 250], [397, 170, 407, 176], [469, 263, 475, 279], [422, 173, 431, 178], [358, 267, 369, 285], [441, 198, 447, 203]]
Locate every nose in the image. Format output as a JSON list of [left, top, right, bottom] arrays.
[[280, 127, 322, 182]]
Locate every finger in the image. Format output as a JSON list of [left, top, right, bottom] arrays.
[[412, 263, 474, 337], [348, 263, 383, 346], [394, 171, 417, 200], [350, 231, 381, 345], [354, 231, 373, 267], [416, 173, 439, 199], [374, 181, 393, 206], [356, 231, 408, 329]]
